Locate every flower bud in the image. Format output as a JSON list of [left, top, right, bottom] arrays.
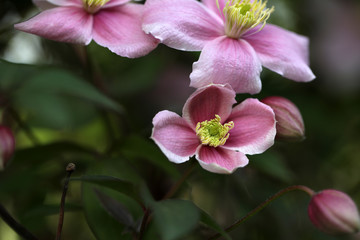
[[0, 125, 15, 170], [261, 96, 305, 141], [308, 189, 360, 235]]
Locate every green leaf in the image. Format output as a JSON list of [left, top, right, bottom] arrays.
[[199, 210, 232, 240], [94, 189, 137, 232], [72, 175, 141, 204], [0, 60, 123, 129], [26, 69, 122, 112], [82, 184, 134, 240], [13, 69, 122, 128], [151, 199, 200, 240]]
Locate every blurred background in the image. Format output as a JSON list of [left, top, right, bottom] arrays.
[[0, 0, 360, 239]]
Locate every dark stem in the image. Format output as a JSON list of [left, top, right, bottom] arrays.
[[0, 204, 39, 240], [208, 185, 315, 240], [55, 163, 76, 240], [138, 209, 151, 240]]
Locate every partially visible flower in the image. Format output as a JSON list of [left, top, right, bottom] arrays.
[[308, 189, 360, 235], [0, 126, 15, 171], [261, 96, 305, 141], [15, 0, 158, 58], [151, 84, 276, 174], [143, 0, 315, 94]]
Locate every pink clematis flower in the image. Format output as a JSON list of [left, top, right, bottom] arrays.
[[151, 84, 276, 174], [143, 0, 316, 94], [15, 0, 159, 58]]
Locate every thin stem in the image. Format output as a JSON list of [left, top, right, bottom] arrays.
[[163, 161, 197, 200], [0, 204, 39, 240], [55, 163, 76, 240], [208, 185, 315, 240], [138, 209, 150, 240]]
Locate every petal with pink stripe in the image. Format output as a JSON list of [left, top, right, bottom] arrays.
[[196, 146, 249, 174], [182, 84, 236, 128], [224, 98, 276, 154], [151, 110, 199, 164], [190, 36, 262, 94]]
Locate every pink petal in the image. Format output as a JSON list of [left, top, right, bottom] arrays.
[[151, 110, 199, 164], [142, 0, 223, 51], [190, 36, 263, 94], [196, 146, 249, 174], [224, 98, 276, 154], [182, 84, 236, 128], [244, 24, 315, 82], [14, 7, 93, 45], [92, 4, 158, 58], [103, 0, 131, 8], [201, 0, 226, 21]]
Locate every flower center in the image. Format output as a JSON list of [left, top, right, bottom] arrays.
[[221, 0, 274, 39], [195, 115, 234, 147], [83, 0, 109, 13]]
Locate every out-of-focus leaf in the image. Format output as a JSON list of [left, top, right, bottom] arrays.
[[139, 183, 155, 207], [82, 182, 143, 240], [82, 184, 134, 240], [13, 141, 98, 165], [250, 151, 294, 183], [72, 175, 141, 204], [0, 60, 123, 129], [0, 60, 36, 90], [199, 209, 232, 240], [22, 203, 82, 220], [94, 189, 137, 232], [121, 135, 180, 178], [12, 69, 122, 128], [26, 70, 121, 111], [151, 199, 200, 240]]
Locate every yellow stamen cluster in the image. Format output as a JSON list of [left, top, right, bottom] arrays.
[[83, 0, 109, 13], [220, 0, 274, 39], [195, 115, 234, 147]]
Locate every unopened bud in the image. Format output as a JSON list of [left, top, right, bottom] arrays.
[[261, 96, 305, 141], [308, 189, 360, 235], [0, 125, 15, 170]]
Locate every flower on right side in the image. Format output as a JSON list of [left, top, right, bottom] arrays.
[[308, 189, 360, 235], [143, 0, 315, 94]]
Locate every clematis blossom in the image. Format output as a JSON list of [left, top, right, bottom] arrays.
[[15, 0, 158, 58], [143, 0, 316, 94], [151, 84, 276, 174]]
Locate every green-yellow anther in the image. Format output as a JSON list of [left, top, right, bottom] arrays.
[[195, 115, 234, 147], [83, 0, 109, 13], [220, 0, 274, 39]]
